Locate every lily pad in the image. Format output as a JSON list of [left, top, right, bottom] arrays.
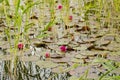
[[103, 34, 115, 41], [52, 66, 67, 73], [20, 56, 39, 62], [51, 53, 65, 58], [35, 61, 59, 68], [107, 41, 120, 51], [69, 66, 90, 76], [74, 44, 94, 51], [80, 51, 97, 57], [51, 57, 70, 63], [47, 44, 59, 51], [75, 54, 88, 59], [82, 38, 96, 43], [71, 58, 84, 63], [95, 40, 110, 46], [73, 46, 87, 51], [57, 38, 70, 45], [107, 54, 120, 62]]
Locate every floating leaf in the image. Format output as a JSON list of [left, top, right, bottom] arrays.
[[57, 38, 70, 45], [52, 66, 67, 73], [75, 54, 88, 59], [107, 54, 120, 62], [20, 56, 39, 62], [71, 58, 84, 63], [74, 44, 94, 51], [80, 51, 98, 57], [73, 46, 87, 51], [51, 57, 70, 63], [82, 38, 96, 43], [51, 53, 64, 58], [103, 34, 115, 41], [95, 40, 110, 46], [68, 66, 90, 76], [35, 61, 59, 68]]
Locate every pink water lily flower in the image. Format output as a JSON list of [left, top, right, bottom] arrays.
[[58, 4, 62, 10], [69, 15, 73, 20], [45, 52, 50, 58], [18, 43, 23, 50], [60, 45, 67, 52]]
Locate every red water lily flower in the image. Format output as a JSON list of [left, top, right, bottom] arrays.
[[60, 45, 67, 52], [18, 43, 23, 50], [69, 15, 73, 20], [45, 52, 50, 58], [58, 4, 62, 10]]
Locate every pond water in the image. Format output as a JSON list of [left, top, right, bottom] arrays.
[[0, 0, 120, 80], [0, 54, 70, 80]]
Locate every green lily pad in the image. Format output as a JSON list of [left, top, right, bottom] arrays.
[[20, 56, 39, 62], [95, 40, 110, 46], [80, 51, 97, 57], [75, 54, 88, 59], [82, 38, 96, 43], [51, 53, 65, 58], [52, 66, 67, 73], [35, 61, 59, 68], [71, 58, 84, 63], [73, 46, 87, 51], [51, 57, 70, 63], [103, 34, 115, 41], [57, 38, 70, 45], [74, 44, 93, 51]]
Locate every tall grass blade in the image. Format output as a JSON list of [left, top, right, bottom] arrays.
[[42, 19, 55, 32], [22, 1, 40, 14]]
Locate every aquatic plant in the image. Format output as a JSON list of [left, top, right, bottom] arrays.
[[60, 45, 67, 52], [45, 52, 50, 58]]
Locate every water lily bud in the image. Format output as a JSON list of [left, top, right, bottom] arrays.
[[18, 43, 23, 50], [58, 4, 62, 10], [60, 45, 67, 52], [69, 15, 73, 20], [45, 52, 50, 58]]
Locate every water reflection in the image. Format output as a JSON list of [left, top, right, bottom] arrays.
[[0, 59, 70, 80]]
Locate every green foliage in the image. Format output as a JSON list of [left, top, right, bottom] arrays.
[[84, 0, 98, 20], [5, 0, 9, 6], [42, 19, 55, 32], [79, 69, 89, 80], [15, 0, 20, 15], [114, 0, 120, 12], [99, 69, 113, 80], [93, 58, 118, 80], [24, 23, 35, 32], [0, 0, 3, 3], [37, 32, 48, 39], [22, 1, 40, 14]]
